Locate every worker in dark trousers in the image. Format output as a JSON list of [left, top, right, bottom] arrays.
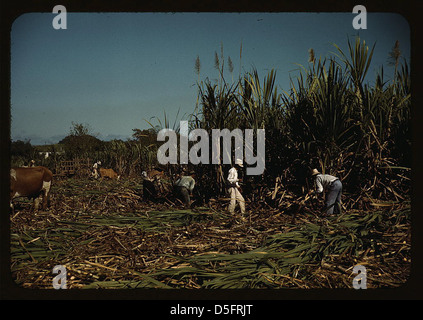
[[174, 173, 196, 207], [142, 171, 158, 200], [309, 168, 342, 215]]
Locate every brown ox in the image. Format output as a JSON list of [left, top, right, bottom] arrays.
[[142, 169, 165, 181], [99, 168, 120, 179], [10, 166, 53, 211], [142, 169, 168, 199]]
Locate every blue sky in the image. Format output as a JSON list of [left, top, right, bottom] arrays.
[[10, 12, 410, 145]]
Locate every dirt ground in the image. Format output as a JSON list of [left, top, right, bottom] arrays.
[[9, 176, 411, 290]]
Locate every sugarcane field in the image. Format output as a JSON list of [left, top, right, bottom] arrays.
[[10, 172, 411, 289], [8, 27, 412, 292]]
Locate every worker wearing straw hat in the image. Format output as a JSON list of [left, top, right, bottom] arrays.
[[227, 159, 245, 214], [309, 168, 342, 215]]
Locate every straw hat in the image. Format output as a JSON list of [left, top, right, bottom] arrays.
[[311, 168, 320, 176], [235, 159, 243, 167]]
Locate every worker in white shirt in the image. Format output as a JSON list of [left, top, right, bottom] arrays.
[[174, 173, 196, 207], [309, 168, 342, 215], [92, 161, 101, 179], [227, 159, 245, 214]]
